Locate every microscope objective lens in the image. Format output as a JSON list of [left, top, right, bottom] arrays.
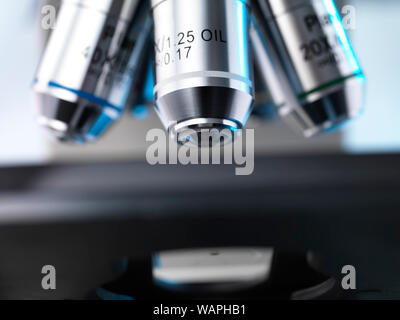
[[34, 0, 152, 143], [151, 0, 254, 147], [251, 0, 365, 137], [33, 0, 365, 145]]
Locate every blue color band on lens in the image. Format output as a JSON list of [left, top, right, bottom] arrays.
[[48, 81, 123, 112], [87, 113, 115, 139]]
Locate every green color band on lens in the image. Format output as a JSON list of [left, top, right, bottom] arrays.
[[297, 72, 364, 100]]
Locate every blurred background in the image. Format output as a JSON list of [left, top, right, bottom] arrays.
[[0, 0, 398, 165]]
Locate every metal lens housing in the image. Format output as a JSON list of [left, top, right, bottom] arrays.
[[34, 0, 151, 143], [251, 0, 365, 137], [152, 0, 254, 147]]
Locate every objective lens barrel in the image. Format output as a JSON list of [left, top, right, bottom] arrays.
[[252, 67, 278, 120], [251, 0, 365, 137], [130, 58, 154, 119], [34, 0, 151, 142], [151, 0, 254, 146], [107, 3, 153, 126]]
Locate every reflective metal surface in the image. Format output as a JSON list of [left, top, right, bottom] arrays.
[[251, 0, 365, 137], [34, 0, 151, 143], [152, 0, 254, 146], [153, 248, 274, 293]]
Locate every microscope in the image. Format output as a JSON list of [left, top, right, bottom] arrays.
[[31, 0, 365, 299]]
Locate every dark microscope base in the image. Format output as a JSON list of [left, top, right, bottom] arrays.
[[0, 153, 399, 299], [95, 252, 345, 300]]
